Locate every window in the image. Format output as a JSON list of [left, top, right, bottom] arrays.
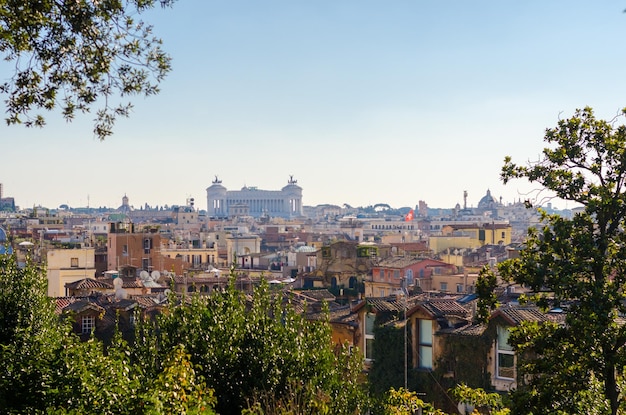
[[501, 231, 506, 239], [497, 326, 515, 379], [144, 238, 152, 254], [456, 283, 464, 293], [365, 313, 376, 361], [379, 269, 384, 281], [122, 244, 128, 256], [379, 288, 385, 297], [406, 269, 414, 285], [393, 270, 400, 279], [358, 246, 378, 257], [440, 282, 448, 291], [81, 315, 95, 334], [70, 257, 79, 268], [418, 319, 433, 369]]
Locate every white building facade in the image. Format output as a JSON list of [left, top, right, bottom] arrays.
[[206, 176, 303, 219]]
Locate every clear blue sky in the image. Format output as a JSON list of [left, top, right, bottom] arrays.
[[2, 1, 626, 211]]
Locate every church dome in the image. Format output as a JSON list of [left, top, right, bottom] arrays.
[[478, 189, 498, 210], [117, 194, 133, 213]]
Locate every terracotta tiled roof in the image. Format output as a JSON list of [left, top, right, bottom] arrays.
[[307, 304, 359, 326], [121, 277, 144, 289], [332, 309, 359, 325], [55, 296, 80, 314], [109, 298, 138, 311], [64, 300, 105, 314], [449, 322, 487, 337], [491, 306, 550, 325], [65, 278, 113, 290], [356, 294, 422, 314], [418, 299, 471, 319], [130, 294, 167, 308], [99, 276, 145, 289]]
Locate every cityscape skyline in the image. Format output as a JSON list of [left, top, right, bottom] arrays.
[[0, 180, 573, 213], [1, 1, 624, 211]]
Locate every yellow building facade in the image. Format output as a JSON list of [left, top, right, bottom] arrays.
[[47, 247, 96, 297]]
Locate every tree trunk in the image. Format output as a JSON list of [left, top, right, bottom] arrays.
[[605, 360, 619, 415]]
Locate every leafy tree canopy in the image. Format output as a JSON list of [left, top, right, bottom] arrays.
[[139, 274, 367, 415], [0, 0, 174, 140], [495, 107, 626, 415], [0, 252, 216, 414]]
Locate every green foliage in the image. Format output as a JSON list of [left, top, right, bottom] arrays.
[[450, 383, 510, 415], [381, 387, 445, 415], [137, 275, 366, 415], [499, 107, 626, 415], [242, 380, 334, 415], [475, 266, 499, 323], [49, 331, 143, 414], [0, 0, 174, 139], [0, 252, 57, 344], [142, 345, 217, 415], [369, 323, 408, 396], [0, 253, 64, 410], [438, 329, 493, 390], [507, 320, 614, 415], [0, 253, 216, 414], [0, 254, 363, 414]]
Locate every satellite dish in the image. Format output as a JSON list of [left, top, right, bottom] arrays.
[[164, 289, 171, 296], [151, 270, 161, 281], [113, 278, 123, 289], [115, 287, 128, 300], [140, 270, 149, 281]]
